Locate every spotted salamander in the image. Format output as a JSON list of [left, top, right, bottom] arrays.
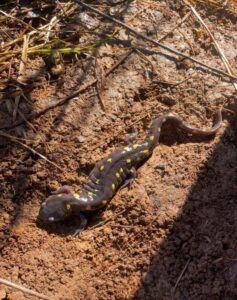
[[38, 109, 222, 234]]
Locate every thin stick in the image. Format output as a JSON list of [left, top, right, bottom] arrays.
[[0, 277, 54, 300], [172, 258, 191, 299], [110, 224, 136, 229], [45, 16, 57, 42], [0, 9, 38, 32], [88, 209, 127, 230], [76, 1, 237, 81], [0, 49, 134, 130], [0, 131, 63, 171], [134, 48, 157, 74], [158, 12, 192, 42], [135, 45, 235, 80], [17, 108, 37, 132], [95, 52, 106, 111]]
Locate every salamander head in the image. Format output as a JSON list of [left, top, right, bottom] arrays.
[[38, 194, 74, 222]]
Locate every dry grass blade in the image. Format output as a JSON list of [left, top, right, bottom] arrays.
[[134, 47, 157, 75], [88, 209, 127, 231], [95, 57, 106, 111], [12, 95, 20, 123], [158, 11, 192, 42], [0, 277, 55, 300], [0, 131, 63, 171], [12, 35, 29, 122], [184, 0, 237, 91], [18, 34, 29, 83], [45, 16, 57, 42]]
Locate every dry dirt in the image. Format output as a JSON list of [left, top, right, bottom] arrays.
[[0, 1, 237, 299]]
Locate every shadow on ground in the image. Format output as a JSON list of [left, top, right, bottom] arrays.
[[134, 115, 237, 299]]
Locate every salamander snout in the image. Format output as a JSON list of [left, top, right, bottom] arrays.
[[38, 194, 73, 223]]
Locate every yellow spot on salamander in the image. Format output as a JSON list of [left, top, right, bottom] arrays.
[[74, 193, 80, 198], [133, 144, 139, 149], [136, 157, 141, 162], [112, 183, 116, 190], [116, 172, 120, 178], [144, 142, 149, 146], [107, 158, 112, 162], [101, 200, 107, 205], [143, 149, 150, 155], [124, 146, 130, 151], [157, 128, 161, 133], [94, 189, 99, 192], [126, 159, 131, 164], [66, 204, 71, 210], [120, 168, 124, 173], [162, 118, 167, 123], [88, 192, 93, 196], [99, 165, 105, 171], [149, 135, 155, 141], [96, 179, 100, 184], [57, 194, 62, 197]]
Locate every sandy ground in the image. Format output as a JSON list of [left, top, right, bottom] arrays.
[[0, 1, 237, 299]]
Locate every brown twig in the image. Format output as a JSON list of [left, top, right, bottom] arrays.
[[172, 258, 191, 299], [88, 209, 127, 230], [95, 54, 106, 111], [0, 9, 38, 32], [17, 107, 37, 132], [11, 35, 29, 122], [76, 1, 237, 81], [0, 277, 54, 300], [110, 224, 136, 229], [135, 45, 236, 81], [134, 48, 157, 75], [0, 131, 63, 171]]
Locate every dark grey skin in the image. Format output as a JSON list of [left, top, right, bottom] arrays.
[[38, 109, 222, 234]]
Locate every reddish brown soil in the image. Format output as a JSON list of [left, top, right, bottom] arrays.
[[0, 1, 237, 300]]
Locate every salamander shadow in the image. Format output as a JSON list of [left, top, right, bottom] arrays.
[[133, 115, 237, 299], [36, 209, 106, 236]]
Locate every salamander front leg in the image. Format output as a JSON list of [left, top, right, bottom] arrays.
[[120, 167, 137, 190], [51, 185, 74, 195], [125, 128, 138, 146], [72, 213, 87, 236]]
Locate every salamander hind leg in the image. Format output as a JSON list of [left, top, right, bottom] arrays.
[[120, 167, 137, 190]]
